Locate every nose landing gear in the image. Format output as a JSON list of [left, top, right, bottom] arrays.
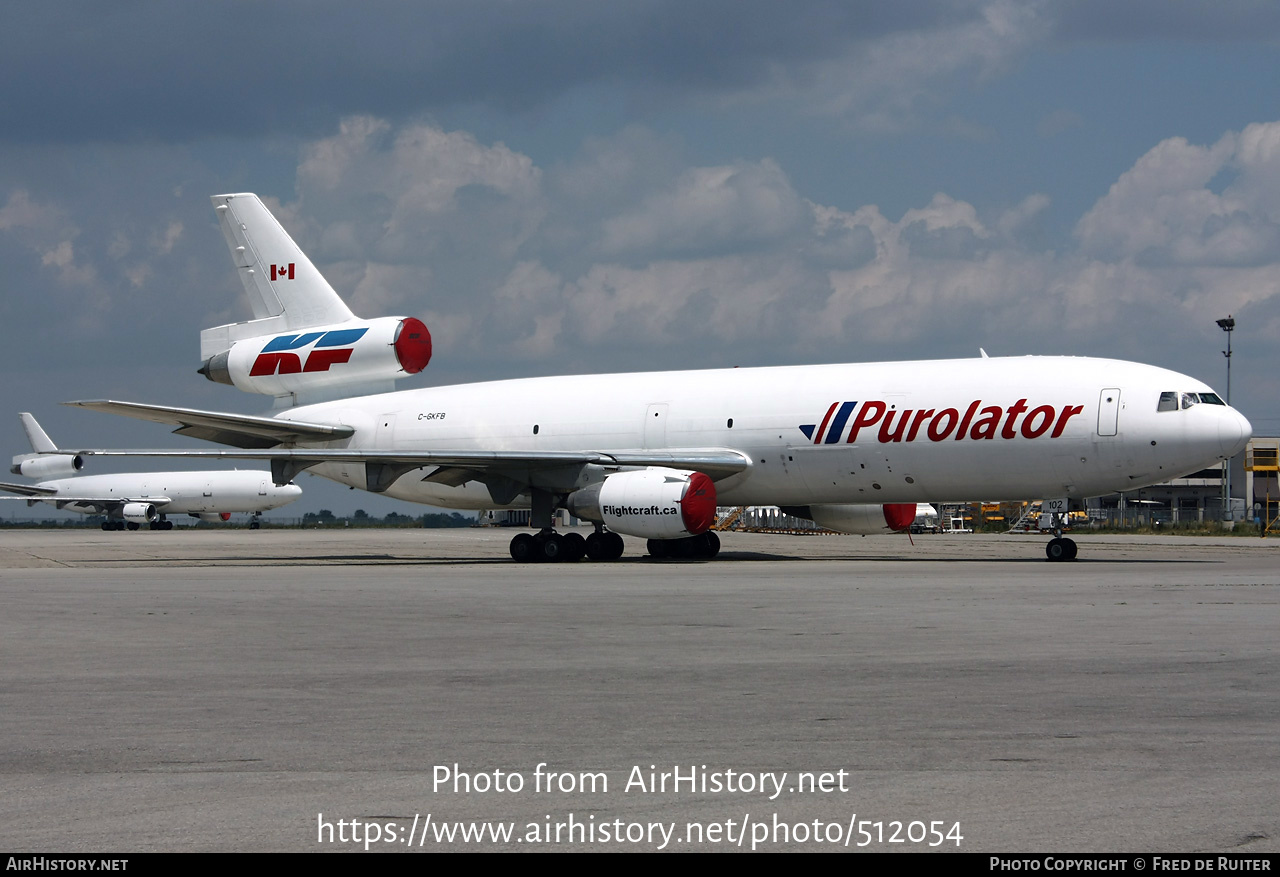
[[1046, 536, 1077, 561], [1044, 508, 1078, 562]]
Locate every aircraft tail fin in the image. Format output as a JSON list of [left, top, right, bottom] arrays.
[[12, 413, 82, 478], [19, 412, 57, 453], [201, 193, 357, 360], [198, 194, 432, 408]]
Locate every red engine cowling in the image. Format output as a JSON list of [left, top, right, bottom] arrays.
[[190, 512, 233, 523], [567, 468, 717, 539], [802, 503, 917, 534], [200, 315, 431, 397]]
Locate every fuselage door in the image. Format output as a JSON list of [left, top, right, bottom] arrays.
[[644, 403, 668, 449], [1097, 388, 1121, 437], [375, 413, 398, 446]]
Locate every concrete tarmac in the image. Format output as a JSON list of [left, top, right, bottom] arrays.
[[0, 528, 1276, 852]]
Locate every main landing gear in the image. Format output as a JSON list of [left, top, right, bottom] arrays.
[[508, 489, 628, 563], [149, 516, 175, 531], [509, 528, 624, 563], [647, 532, 720, 560]]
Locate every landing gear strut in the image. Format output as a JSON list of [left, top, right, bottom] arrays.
[[1045, 511, 1077, 562]]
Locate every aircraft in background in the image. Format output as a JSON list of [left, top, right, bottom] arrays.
[[1, 412, 302, 530], [63, 193, 1250, 559]]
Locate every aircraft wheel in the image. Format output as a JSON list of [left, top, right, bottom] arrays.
[[538, 532, 564, 562], [249, 521, 260, 530], [647, 538, 669, 558], [127, 521, 141, 531], [1046, 537, 1068, 562], [585, 532, 607, 560], [510, 532, 537, 562], [101, 522, 112, 532], [605, 532, 625, 560], [1063, 538, 1078, 561], [560, 532, 585, 562], [701, 531, 721, 559]]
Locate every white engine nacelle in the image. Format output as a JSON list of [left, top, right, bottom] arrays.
[[783, 503, 917, 534], [190, 512, 232, 523], [199, 315, 431, 398], [10, 453, 83, 478], [568, 468, 717, 539], [122, 502, 158, 524]]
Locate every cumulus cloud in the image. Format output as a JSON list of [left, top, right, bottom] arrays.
[[599, 160, 807, 257], [1076, 122, 1280, 268], [767, 0, 1052, 131], [0, 1, 1089, 143], [263, 116, 1280, 375]]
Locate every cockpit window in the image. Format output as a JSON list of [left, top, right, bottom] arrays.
[[1158, 391, 1226, 411]]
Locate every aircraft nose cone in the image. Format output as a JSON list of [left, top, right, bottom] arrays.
[[1220, 408, 1251, 458]]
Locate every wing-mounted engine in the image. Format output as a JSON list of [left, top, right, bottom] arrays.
[[199, 315, 431, 404], [122, 502, 158, 524], [567, 467, 717, 539], [10, 453, 83, 478], [782, 503, 916, 534], [190, 512, 232, 523]]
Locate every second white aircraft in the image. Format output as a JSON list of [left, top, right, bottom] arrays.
[[3, 412, 302, 530]]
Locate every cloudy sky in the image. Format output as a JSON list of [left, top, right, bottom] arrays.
[[3, 0, 1279, 517]]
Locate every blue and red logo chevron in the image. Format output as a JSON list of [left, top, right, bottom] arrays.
[[250, 328, 368, 376]]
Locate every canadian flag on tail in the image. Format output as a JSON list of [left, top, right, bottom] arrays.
[[270, 263, 295, 281]]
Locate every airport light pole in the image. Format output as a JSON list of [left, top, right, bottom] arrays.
[[1217, 316, 1235, 520]]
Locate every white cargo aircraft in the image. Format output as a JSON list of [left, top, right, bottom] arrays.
[[63, 193, 1250, 560], [2, 412, 302, 530]]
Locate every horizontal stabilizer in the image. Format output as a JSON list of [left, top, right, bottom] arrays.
[[64, 400, 355, 448]]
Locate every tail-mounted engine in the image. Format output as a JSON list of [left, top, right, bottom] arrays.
[[199, 315, 431, 401], [11, 453, 83, 478], [568, 468, 717, 539]]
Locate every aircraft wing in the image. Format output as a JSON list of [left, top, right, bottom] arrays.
[[0, 491, 171, 510], [0, 481, 59, 497], [64, 400, 355, 449], [61, 447, 752, 494]]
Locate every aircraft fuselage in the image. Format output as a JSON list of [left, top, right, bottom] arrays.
[[281, 355, 1250, 510]]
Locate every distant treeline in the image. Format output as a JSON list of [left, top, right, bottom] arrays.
[[303, 509, 476, 528]]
